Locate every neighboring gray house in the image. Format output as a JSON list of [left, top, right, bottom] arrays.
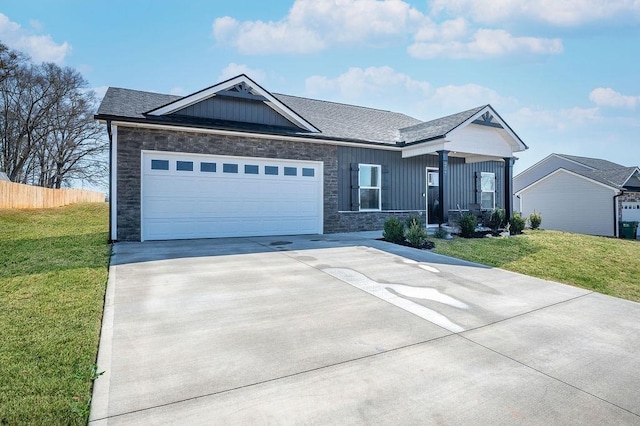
[[514, 153, 640, 238], [95, 74, 528, 242]]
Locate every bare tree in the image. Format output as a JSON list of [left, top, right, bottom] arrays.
[[0, 42, 107, 188]]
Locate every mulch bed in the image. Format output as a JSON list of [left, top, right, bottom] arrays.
[[378, 238, 435, 250]]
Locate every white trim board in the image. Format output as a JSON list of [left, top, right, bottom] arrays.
[[110, 124, 118, 241], [146, 74, 320, 133]]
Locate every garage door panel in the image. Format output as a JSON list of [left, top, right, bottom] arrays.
[[141, 152, 322, 240]]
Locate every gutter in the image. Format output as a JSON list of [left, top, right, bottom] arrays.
[[613, 190, 624, 237], [106, 120, 114, 243]]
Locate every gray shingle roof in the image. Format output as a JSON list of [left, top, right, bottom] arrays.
[[398, 106, 487, 144], [555, 154, 626, 171], [96, 87, 501, 146], [552, 153, 639, 188]]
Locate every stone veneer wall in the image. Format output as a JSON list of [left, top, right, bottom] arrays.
[[115, 126, 423, 241]]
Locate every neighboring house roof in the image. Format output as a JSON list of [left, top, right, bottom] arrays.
[[553, 154, 627, 171], [515, 153, 640, 191]]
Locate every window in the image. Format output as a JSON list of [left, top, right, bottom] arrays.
[[481, 172, 495, 210], [359, 164, 381, 211], [302, 168, 315, 177], [284, 167, 297, 176], [200, 162, 216, 172], [176, 161, 193, 171], [151, 159, 169, 170], [244, 165, 259, 174], [223, 163, 238, 173], [265, 166, 278, 175]]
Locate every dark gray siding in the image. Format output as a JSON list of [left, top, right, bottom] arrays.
[[173, 97, 298, 128], [338, 146, 506, 211]]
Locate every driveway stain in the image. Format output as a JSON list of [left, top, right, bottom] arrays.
[[322, 267, 466, 333]]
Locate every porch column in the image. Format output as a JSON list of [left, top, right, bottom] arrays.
[[437, 150, 450, 225], [504, 157, 513, 223]]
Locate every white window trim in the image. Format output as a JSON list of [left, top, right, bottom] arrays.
[[359, 163, 382, 211], [481, 172, 496, 210]]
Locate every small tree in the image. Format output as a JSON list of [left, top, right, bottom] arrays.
[[529, 211, 542, 230], [458, 213, 477, 238], [383, 216, 405, 243], [406, 222, 428, 248], [488, 208, 506, 230], [509, 212, 526, 235]]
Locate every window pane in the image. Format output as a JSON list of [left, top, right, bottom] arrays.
[[151, 160, 169, 170], [223, 163, 238, 173], [360, 188, 380, 210], [265, 166, 278, 175], [481, 173, 495, 191], [244, 165, 259, 174], [284, 167, 297, 176], [481, 192, 494, 210], [359, 165, 380, 187], [302, 168, 315, 177], [176, 161, 193, 171], [200, 162, 216, 172]]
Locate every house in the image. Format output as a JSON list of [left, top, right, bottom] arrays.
[[95, 74, 527, 242], [514, 153, 640, 238]]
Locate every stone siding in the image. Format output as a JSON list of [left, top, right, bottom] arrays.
[[116, 126, 337, 241]]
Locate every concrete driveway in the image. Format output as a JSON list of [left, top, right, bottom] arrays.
[[89, 233, 640, 425]]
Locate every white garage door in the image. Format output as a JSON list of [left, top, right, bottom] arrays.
[[621, 201, 640, 238], [141, 151, 323, 241]]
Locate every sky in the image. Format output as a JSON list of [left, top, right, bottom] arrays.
[[1, 0, 639, 176]]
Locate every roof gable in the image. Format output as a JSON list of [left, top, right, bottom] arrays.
[[146, 75, 320, 133], [516, 167, 619, 194]]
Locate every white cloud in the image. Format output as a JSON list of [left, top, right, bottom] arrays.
[[304, 66, 521, 120], [511, 106, 601, 131], [0, 13, 71, 64], [90, 86, 109, 102], [589, 87, 639, 109], [305, 66, 430, 102], [408, 28, 562, 59], [169, 87, 187, 96], [212, 0, 425, 54], [217, 63, 267, 84], [430, 0, 640, 26]]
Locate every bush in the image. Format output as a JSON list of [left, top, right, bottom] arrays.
[[405, 213, 422, 228], [488, 208, 506, 230], [509, 212, 526, 235], [383, 216, 405, 243], [458, 213, 477, 238], [432, 226, 449, 239], [529, 211, 542, 230], [406, 222, 428, 248]]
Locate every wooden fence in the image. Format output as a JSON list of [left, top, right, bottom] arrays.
[[0, 180, 105, 209]]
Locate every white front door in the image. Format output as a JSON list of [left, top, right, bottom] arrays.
[[141, 151, 323, 241]]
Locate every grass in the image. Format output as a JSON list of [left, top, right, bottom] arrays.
[[0, 203, 110, 425], [433, 229, 640, 302]]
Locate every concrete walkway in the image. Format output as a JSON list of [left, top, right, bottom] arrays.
[[90, 232, 640, 425]]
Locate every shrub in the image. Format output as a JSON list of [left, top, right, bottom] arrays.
[[509, 212, 526, 235], [406, 222, 428, 248], [458, 213, 477, 238], [383, 216, 405, 243], [488, 208, 506, 230], [405, 213, 423, 228], [529, 211, 542, 230], [432, 226, 448, 239]]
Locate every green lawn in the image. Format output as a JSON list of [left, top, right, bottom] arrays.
[[0, 203, 110, 425], [433, 229, 640, 302]]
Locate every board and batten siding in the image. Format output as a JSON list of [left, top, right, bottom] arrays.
[[518, 169, 617, 237], [337, 146, 506, 212], [172, 97, 297, 128]]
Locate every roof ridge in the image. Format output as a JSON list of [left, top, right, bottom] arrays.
[[273, 92, 417, 117]]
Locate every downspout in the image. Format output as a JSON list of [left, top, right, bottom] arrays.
[[613, 190, 624, 237], [106, 120, 114, 243]]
